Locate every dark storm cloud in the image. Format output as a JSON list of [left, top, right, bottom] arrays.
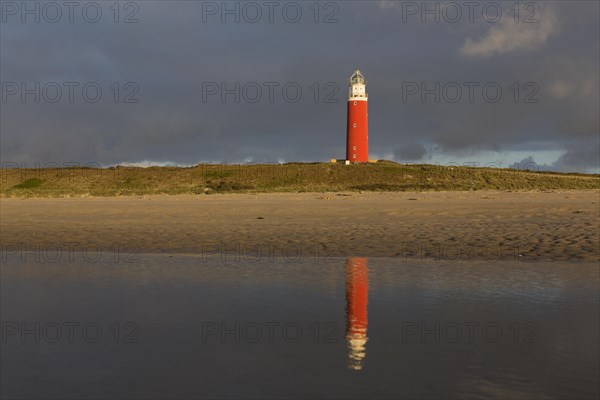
[[1, 1, 598, 172], [552, 142, 600, 172], [510, 141, 600, 173], [393, 141, 428, 162]]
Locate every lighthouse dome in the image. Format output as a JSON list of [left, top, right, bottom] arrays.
[[348, 69, 368, 100], [350, 69, 366, 85]]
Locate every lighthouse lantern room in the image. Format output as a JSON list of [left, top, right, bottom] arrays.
[[346, 69, 369, 163]]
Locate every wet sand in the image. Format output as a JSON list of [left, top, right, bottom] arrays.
[[1, 191, 598, 261]]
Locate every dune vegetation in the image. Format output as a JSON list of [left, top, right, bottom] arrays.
[[1, 161, 598, 198]]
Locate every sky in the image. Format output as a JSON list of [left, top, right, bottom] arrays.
[[1, 1, 599, 173]]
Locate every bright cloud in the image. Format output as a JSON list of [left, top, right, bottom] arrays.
[[461, 7, 560, 57]]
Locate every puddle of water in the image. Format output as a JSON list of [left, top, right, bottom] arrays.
[[1, 255, 598, 399]]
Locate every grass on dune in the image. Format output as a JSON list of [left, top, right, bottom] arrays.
[[1, 161, 598, 198]]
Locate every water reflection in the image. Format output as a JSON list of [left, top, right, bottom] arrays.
[[2, 256, 599, 398], [345, 257, 369, 370]]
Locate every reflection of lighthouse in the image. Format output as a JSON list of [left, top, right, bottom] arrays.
[[346, 70, 369, 163], [345, 257, 369, 370]]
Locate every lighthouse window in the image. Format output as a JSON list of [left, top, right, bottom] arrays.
[[353, 154, 357, 159], [353, 123, 357, 128], [353, 146, 357, 150], [354, 101, 357, 105]]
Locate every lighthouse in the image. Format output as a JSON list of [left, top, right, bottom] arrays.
[[346, 69, 369, 163]]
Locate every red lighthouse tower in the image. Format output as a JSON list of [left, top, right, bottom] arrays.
[[346, 69, 369, 163]]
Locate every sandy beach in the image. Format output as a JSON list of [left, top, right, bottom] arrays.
[[1, 190, 598, 262]]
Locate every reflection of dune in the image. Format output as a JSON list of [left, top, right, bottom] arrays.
[[345, 257, 369, 370]]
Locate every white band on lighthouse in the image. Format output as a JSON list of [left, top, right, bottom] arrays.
[[348, 69, 368, 100]]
